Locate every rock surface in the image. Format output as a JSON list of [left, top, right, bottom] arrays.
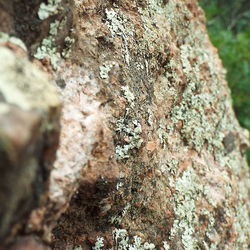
[[0, 0, 249, 249], [0, 45, 61, 244]]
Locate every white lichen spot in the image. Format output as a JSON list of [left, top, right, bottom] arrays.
[[105, 9, 126, 37]]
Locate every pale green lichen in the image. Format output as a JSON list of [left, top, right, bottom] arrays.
[[110, 214, 122, 224], [116, 181, 123, 190], [121, 85, 135, 106], [169, 168, 202, 250], [0, 32, 27, 51], [49, 20, 60, 36], [162, 241, 170, 250], [105, 8, 133, 65], [62, 36, 75, 59], [169, 42, 229, 156], [198, 209, 217, 249], [34, 36, 59, 70], [92, 237, 104, 250], [115, 86, 143, 160], [38, 0, 62, 20], [115, 85, 141, 159], [104, 2, 248, 249], [110, 203, 131, 224], [157, 118, 168, 145], [115, 118, 143, 160], [34, 19, 68, 70], [99, 62, 115, 79], [139, 0, 232, 158], [73, 247, 82, 250], [160, 159, 179, 176], [232, 177, 250, 249], [116, 172, 125, 190], [147, 109, 154, 127], [112, 228, 156, 250], [105, 9, 127, 37]]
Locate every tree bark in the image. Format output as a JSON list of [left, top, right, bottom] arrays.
[[0, 0, 249, 249]]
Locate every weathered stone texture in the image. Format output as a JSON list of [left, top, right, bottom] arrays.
[[0, 0, 249, 249], [0, 45, 61, 244]]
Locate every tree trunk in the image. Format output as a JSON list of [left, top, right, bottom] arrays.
[[0, 0, 249, 249]]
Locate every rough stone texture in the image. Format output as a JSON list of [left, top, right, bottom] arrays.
[[0, 0, 249, 249], [9, 235, 51, 250], [0, 45, 61, 244]]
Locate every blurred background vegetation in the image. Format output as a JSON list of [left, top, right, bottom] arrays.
[[200, 0, 250, 164]]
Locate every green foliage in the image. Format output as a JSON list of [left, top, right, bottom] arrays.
[[200, 0, 250, 164]]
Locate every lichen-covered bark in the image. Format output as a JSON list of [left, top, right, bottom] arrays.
[[0, 0, 249, 249]]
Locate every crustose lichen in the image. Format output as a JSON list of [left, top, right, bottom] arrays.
[[115, 118, 143, 160]]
